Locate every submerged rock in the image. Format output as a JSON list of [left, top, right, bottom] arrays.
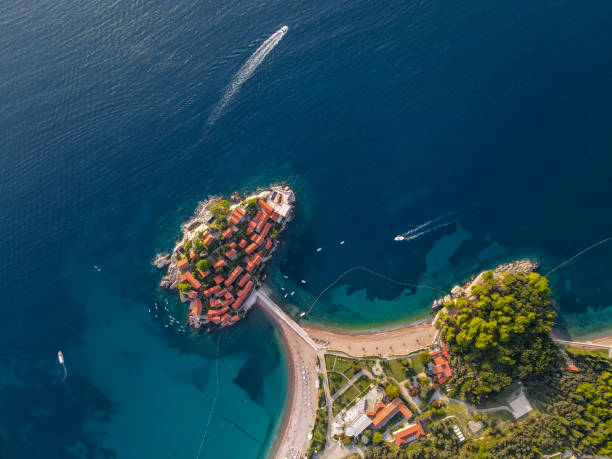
[[153, 252, 171, 269]]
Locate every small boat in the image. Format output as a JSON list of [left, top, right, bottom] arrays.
[[339, 241, 345, 245], [290, 291, 295, 296], [394, 235, 405, 241], [57, 351, 64, 364], [284, 294, 288, 298], [283, 275, 288, 279], [92, 265, 102, 272], [281, 287, 285, 291], [300, 312, 306, 317], [164, 324, 169, 328], [316, 248, 322, 252], [301, 280, 306, 284]]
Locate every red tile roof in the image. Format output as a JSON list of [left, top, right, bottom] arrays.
[[191, 298, 202, 315], [197, 269, 209, 279], [202, 233, 215, 247], [264, 239, 272, 250], [258, 199, 274, 214], [189, 252, 197, 260], [231, 315, 240, 322], [369, 398, 413, 428], [431, 355, 452, 384], [213, 259, 226, 270], [260, 222, 272, 238], [214, 274, 224, 284], [225, 248, 237, 260], [237, 273, 251, 288], [228, 207, 246, 226], [225, 266, 244, 287], [566, 364, 581, 373], [203, 285, 220, 297], [238, 239, 248, 249], [221, 227, 234, 239], [187, 290, 198, 299], [180, 271, 201, 290], [229, 242, 236, 248], [177, 259, 189, 272], [245, 243, 258, 255], [366, 401, 386, 417], [393, 423, 426, 447]]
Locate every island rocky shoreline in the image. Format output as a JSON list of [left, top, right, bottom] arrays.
[[154, 184, 295, 329]]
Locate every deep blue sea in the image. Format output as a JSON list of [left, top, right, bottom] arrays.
[[2, 0, 612, 457]]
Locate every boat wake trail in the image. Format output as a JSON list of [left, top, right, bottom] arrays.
[[207, 25, 289, 125], [394, 212, 458, 242]]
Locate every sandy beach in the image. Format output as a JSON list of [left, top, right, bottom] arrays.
[[303, 321, 436, 358], [257, 297, 320, 459]]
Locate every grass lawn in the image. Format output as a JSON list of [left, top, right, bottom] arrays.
[[385, 359, 411, 382], [328, 372, 348, 396], [325, 354, 368, 379], [310, 408, 328, 452], [488, 409, 516, 424], [441, 401, 472, 428], [565, 345, 609, 358], [410, 355, 425, 375]]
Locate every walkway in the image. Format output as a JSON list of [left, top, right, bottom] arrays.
[[330, 370, 365, 401]]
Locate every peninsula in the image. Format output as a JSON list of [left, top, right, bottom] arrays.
[[154, 185, 295, 329]]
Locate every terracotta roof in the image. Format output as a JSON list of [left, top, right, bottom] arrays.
[[228, 207, 246, 226], [255, 215, 267, 232], [431, 355, 452, 384], [270, 211, 282, 222], [189, 252, 197, 260], [260, 222, 272, 238], [225, 266, 244, 287], [245, 243, 258, 255], [177, 259, 189, 272], [231, 315, 240, 322], [566, 364, 581, 373], [187, 290, 198, 299], [180, 271, 201, 290], [229, 242, 236, 248], [238, 239, 248, 249], [214, 274, 224, 284], [237, 273, 251, 288], [197, 269, 209, 279], [221, 227, 234, 239], [393, 423, 426, 447], [369, 398, 413, 428], [258, 199, 274, 214], [213, 259, 226, 270], [264, 239, 272, 250], [246, 221, 256, 234], [202, 233, 215, 247], [226, 248, 237, 259], [203, 285, 220, 297], [366, 401, 386, 418], [191, 298, 202, 315]]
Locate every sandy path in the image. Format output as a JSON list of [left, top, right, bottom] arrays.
[[304, 322, 436, 358]]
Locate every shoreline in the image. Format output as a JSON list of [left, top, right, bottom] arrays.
[[265, 309, 296, 459]]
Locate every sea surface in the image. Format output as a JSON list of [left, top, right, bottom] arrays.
[[2, 0, 612, 457]]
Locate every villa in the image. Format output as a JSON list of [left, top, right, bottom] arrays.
[[393, 423, 426, 447], [428, 340, 452, 384]]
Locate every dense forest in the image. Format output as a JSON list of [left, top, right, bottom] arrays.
[[440, 271, 558, 402]]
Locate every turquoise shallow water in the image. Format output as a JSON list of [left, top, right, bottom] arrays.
[[1, 0, 612, 457]]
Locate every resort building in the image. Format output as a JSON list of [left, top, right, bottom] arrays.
[[428, 340, 452, 384], [393, 423, 426, 447], [368, 398, 413, 429]]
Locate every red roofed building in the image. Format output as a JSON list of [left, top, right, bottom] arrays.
[[237, 273, 251, 288], [270, 211, 282, 223], [225, 248, 238, 260], [393, 423, 426, 447], [189, 252, 197, 261], [260, 222, 272, 238], [213, 259, 226, 271], [204, 285, 220, 297], [429, 342, 452, 384], [197, 269, 209, 279], [231, 315, 240, 322], [229, 242, 236, 248], [369, 398, 413, 429], [246, 220, 256, 234], [180, 271, 201, 290], [177, 258, 189, 272], [202, 233, 215, 248], [191, 298, 202, 315], [258, 199, 274, 214], [566, 364, 581, 373], [264, 239, 272, 250], [238, 239, 248, 249], [228, 207, 246, 226], [245, 243, 258, 255], [225, 266, 244, 287], [214, 274, 224, 284], [221, 227, 234, 239]]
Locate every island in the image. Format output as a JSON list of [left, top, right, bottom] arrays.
[[154, 191, 612, 459], [154, 184, 295, 329]]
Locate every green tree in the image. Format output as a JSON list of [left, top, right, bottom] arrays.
[[419, 352, 433, 365], [385, 384, 399, 398], [210, 200, 231, 218], [372, 431, 382, 444], [196, 259, 211, 272], [177, 283, 192, 293]]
